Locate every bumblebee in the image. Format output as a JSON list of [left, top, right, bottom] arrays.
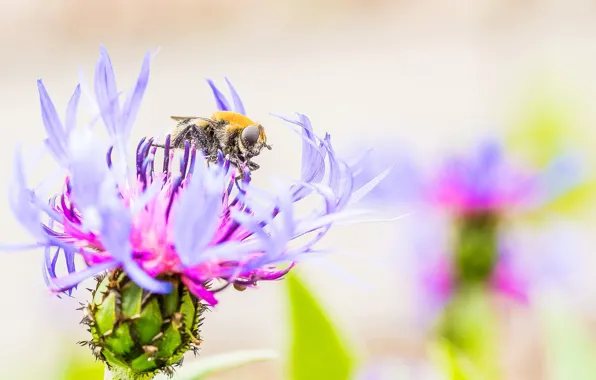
[[156, 111, 272, 171]]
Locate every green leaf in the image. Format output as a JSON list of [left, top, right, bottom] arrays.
[[58, 347, 104, 380], [286, 273, 355, 380], [157, 350, 278, 380], [537, 297, 596, 380]]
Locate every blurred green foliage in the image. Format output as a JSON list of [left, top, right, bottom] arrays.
[[430, 338, 478, 380], [539, 300, 596, 380], [506, 88, 576, 167], [433, 288, 499, 380], [506, 83, 596, 219], [160, 350, 278, 380], [285, 272, 355, 380], [59, 347, 104, 380]]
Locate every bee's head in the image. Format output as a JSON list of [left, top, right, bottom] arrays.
[[239, 124, 271, 157]]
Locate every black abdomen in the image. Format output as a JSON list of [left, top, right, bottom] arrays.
[[172, 120, 219, 158]]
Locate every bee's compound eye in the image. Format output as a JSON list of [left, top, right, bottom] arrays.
[[241, 125, 260, 147]]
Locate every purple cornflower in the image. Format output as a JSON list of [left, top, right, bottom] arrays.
[[430, 141, 537, 214], [356, 139, 581, 307], [9, 47, 379, 306]]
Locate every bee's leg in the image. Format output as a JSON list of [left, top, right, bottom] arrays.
[[232, 165, 246, 181], [247, 160, 260, 171], [225, 156, 250, 180], [229, 156, 245, 170]]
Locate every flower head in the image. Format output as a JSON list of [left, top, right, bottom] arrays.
[[430, 141, 538, 215], [355, 138, 582, 312], [357, 139, 580, 215], [10, 47, 373, 306]]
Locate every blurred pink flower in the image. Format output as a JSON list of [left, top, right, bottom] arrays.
[[354, 138, 582, 315]]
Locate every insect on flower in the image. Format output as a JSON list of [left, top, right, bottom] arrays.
[[153, 80, 271, 172], [6, 47, 387, 378], [164, 111, 270, 171]]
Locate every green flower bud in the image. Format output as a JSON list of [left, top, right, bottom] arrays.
[[80, 270, 205, 380]]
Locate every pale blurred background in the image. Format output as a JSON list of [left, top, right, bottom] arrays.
[[1, 1, 596, 379]]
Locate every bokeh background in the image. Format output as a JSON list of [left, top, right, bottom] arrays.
[[1, 1, 596, 379]]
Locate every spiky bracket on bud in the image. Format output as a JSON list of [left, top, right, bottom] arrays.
[[80, 270, 205, 379]]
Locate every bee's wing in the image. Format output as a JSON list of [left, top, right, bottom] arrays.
[[171, 116, 197, 121], [171, 116, 216, 124]]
